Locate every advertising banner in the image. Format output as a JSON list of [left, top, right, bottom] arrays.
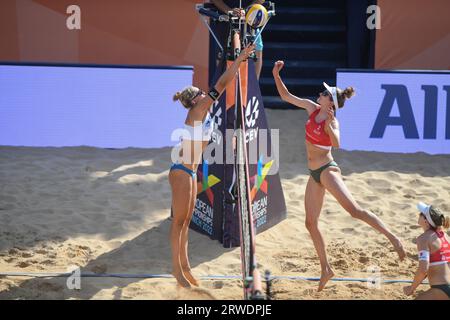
[[337, 70, 450, 155]]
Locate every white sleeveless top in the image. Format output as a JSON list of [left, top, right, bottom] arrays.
[[181, 112, 213, 142]]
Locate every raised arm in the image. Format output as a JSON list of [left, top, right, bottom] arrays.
[[215, 44, 255, 93], [272, 61, 318, 115], [211, 0, 243, 16], [194, 44, 256, 113], [212, 0, 264, 14]]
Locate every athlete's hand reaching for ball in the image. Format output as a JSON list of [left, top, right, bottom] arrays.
[[272, 61, 284, 76], [237, 44, 256, 62], [232, 8, 245, 18]]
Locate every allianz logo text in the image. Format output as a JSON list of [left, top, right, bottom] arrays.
[[370, 85, 450, 140]]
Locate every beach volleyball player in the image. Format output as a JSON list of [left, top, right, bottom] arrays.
[[169, 44, 255, 288], [272, 60, 406, 291], [403, 202, 450, 300]]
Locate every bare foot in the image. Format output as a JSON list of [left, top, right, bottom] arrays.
[[183, 269, 200, 287], [172, 270, 192, 288], [318, 268, 335, 292], [391, 237, 406, 261]]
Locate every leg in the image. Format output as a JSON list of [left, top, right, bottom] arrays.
[[254, 30, 263, 80], [180, 176, 199, 286], [320, 167, 406, 261], [304, 176, 333, 291], [255, 50, 263, 80], [169, 171, 192, 288], [416, 288, 449, 300]]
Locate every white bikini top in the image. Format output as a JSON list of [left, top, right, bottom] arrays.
[[181, 112, 213, 142]]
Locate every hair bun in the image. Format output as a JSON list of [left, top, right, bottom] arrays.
[[173, 92, 182, 102], [343, 87, 355, 99], [442, 215, 450, 229]]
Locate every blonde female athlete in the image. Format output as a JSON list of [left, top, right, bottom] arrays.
[[404, 202, 450, 300], [272, 60, 406, 291], [169, 44, 255, 288]]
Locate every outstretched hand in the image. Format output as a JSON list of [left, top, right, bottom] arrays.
[[272, 60, 284, 76], [231, 8, 245, 18], [237, 44, 256, 62]]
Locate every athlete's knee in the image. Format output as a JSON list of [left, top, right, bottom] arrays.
[[182, 214, 194, 229], [305, 216, 319, 231], [172, 214, 186, 228], [183, 212, 193, 225], [348, 206, 365, 219]]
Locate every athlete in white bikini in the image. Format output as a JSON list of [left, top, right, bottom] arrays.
[[169, 44, 255, 288]]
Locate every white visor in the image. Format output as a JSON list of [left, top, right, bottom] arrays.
[[323, 82, 339, 110], [417, 202, 436, 228]]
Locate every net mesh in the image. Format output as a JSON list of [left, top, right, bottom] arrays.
[[236, 67, 257, 299], [236, 127, 251, 281]]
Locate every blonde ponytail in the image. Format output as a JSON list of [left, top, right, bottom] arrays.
[[336, 86, 356, 108], [173, 92, 182, 102], [172, 86, 199, 109], [443, 215, 450, 229], [429, 206, 449, 229], [343, 87, 356, 99]]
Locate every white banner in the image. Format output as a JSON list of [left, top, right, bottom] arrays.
[[337, 70, 450, 155], [0, 64, 192, 148]]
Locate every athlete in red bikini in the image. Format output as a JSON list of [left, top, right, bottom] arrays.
[[272, 60, 406, 291], [404, 202, 450, 300]]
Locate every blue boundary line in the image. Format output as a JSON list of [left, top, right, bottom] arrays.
[[0, 272, 424, 284]]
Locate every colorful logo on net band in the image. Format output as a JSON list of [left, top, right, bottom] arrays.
[[250, 156, 273, 201], [197, 160, 220, 205]]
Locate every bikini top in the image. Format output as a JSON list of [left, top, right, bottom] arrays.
[[305, 108, 332, 150], [181, 112, 213, 142], [430, 231, 450, 266]]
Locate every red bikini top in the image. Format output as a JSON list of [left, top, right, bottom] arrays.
[[430, 231, 450, 266], [305, 109, 332, 147]]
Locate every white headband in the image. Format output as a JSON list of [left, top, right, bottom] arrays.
[[417, 202, 436, 228], [323, 82, 339, 110]]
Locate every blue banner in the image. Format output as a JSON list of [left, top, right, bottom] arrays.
[[191, 59, 287, 247]]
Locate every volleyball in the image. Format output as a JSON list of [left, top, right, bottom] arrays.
[[245, 4, 269, 29]]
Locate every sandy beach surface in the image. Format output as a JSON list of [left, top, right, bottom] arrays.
[[1, 109, 449, 300]]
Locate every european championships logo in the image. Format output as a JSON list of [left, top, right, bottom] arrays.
[[197, 160, 220, 205], [250, 156, 274, 201], [197, 156, 273, 205]]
